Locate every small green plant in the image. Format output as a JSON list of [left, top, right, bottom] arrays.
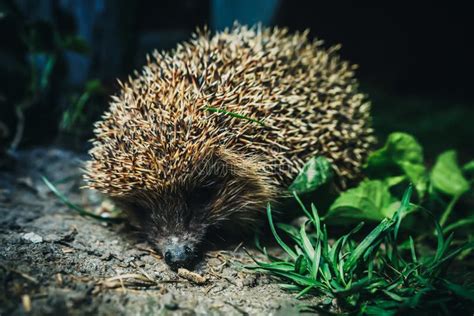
[[247, 187, 474, 314], [59, 79, 106, 132], [290, 133, 474, 236]]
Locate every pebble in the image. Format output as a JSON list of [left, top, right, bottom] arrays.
[[22, 232, 43, 243]]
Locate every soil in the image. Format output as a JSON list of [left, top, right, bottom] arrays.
[[0, 148, 321, 315]]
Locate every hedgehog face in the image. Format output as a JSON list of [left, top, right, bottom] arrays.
[[117, 179, 223, 270], [113, 153, 273, 270]]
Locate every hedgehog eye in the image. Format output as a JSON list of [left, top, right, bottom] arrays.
[[187, 185, 216, 209]]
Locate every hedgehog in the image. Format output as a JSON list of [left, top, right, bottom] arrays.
[[84, 25, 375, 270]]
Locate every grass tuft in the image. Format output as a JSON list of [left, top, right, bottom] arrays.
[[247, 187, 474, 314]]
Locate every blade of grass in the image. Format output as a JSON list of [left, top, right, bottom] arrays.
[[439, 194, 462, 227], [300, 221, 315, 259], [267, 203, 297, 260], [394, 185, 413, 240], [41, 176, 121, 222], [443, 216, 474, 234], [442, 279, 474, 302], [311, 203, 321, 237], [409, 236, 417, 263], [344, 218, 392, 271], [293, 191, 313, 222], [312, 242, 321, 280], [204, 107, 266, 127], [296, 285, 315, 298]]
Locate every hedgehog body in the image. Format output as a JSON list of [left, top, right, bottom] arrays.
[[85, 25, 374, 269]]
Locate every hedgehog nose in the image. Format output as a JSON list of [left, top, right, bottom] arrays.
[[164, 245, 193, 270]]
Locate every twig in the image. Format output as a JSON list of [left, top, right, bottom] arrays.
[[177, 268, 207, 285], [0, 263, 38, 284], [224, 301, 249, 315]]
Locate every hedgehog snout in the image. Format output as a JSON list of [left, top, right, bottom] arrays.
[[160, 236, 200, 270], [164, 244, 195, 270]]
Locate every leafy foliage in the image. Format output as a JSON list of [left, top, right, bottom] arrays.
[[430, 150, 470, 197], [365, 132, 428, 198], [327, 180, 398, 222], [294, 133, 472, 231], [289, 156, 333, 194]]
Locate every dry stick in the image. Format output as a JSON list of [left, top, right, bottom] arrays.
[[223, 301, 249, 316], [0, 263, 38, 284], [177, 268, 207, 285]]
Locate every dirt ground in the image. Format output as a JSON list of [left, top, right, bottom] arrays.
[[0, 148, 321, 315]]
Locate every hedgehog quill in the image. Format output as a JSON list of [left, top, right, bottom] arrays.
[[84, 25, 375, 270]]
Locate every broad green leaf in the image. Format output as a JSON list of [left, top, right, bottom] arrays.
[[365, 132, 428, 198], [289, 156, 333, 193], [430, 150, 470, 196], [327, 180, 398, 222]]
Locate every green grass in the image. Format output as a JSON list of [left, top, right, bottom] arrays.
[[203, 106, 267, 126], [41, 176, 123, 222], [247, 186, 474, 314]]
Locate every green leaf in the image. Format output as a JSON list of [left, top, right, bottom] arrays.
[[294, 255, 308, 274], [85, 79, 106, 94], [365, 132, 428, 198], [463, 160, 474, 177], [39, 55, 56, 91], [430, 150, 470, 196], [383, 175, 407, 187], [61, 35, 90, 54], [327, 180, 398, 222], [289, 156, 333, 193]]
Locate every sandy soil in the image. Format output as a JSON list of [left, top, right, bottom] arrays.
[[0, 148, 321, 315]]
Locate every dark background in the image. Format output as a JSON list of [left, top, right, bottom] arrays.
[[0, 0, 473, 161]]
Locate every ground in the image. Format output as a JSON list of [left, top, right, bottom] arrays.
[[0, 148, 320, 315]]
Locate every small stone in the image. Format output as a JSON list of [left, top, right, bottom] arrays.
[[162, 293, 178, 310], [100, 252, 112, 261], [44, 234, 61, 242], [22, 232, 43, 244]]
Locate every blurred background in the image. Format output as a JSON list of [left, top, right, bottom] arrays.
[[0, 0, 473, 163]]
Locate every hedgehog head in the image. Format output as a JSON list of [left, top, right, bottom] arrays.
[[107, 150, 272, 269]]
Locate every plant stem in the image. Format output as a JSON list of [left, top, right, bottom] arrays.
[[439, 194, 461, 227]]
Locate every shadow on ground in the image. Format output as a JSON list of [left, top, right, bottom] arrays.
[[0, 148, 320, 315]]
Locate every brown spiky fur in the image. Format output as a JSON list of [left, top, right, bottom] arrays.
[[84, 25, 375, 258]]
